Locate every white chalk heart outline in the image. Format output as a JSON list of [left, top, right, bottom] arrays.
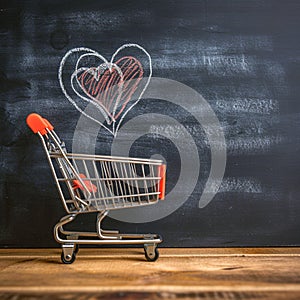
[[58, 44, 152, 136]]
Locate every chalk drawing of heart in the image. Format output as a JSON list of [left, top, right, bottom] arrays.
[[58, 44, 152, 136], [77, 56, 143, 124]]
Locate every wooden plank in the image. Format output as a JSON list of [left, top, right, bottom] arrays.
[[0, 248, 299, 299], [1, 247, 300, 257]]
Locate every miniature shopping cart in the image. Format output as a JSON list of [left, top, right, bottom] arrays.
[[26, 113, 166, 263]]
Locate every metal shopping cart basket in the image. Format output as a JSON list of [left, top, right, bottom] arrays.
[[26, 113, 166, 263]]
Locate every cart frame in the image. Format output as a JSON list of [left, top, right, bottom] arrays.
[[26, 113, 166, 263]]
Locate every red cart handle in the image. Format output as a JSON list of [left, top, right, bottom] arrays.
[[26, 113, 54, 135]]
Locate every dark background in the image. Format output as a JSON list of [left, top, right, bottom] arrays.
[[1, 0, 300, 247]]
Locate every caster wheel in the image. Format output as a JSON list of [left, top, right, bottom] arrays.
[[144, 247, 159, 262], [61, 252, 76, 264]]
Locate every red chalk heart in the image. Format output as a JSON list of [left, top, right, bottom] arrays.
[[77, 56, 143, 124]]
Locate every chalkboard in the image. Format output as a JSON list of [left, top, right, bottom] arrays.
[[1, 0, 300, 247]]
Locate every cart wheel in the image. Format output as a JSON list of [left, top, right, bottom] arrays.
[[61, 251, 76, 264], [144, 246, 159, 262]]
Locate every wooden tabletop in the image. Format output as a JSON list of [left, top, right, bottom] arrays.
[[0, 248, 300, 299]]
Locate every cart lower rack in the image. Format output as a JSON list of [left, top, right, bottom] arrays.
[[26, 113, 166, 263]]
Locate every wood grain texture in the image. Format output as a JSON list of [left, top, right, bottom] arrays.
[[0, 248, 299, 299]]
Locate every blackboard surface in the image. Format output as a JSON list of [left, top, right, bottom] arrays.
[[1, 0, 300, 247]]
